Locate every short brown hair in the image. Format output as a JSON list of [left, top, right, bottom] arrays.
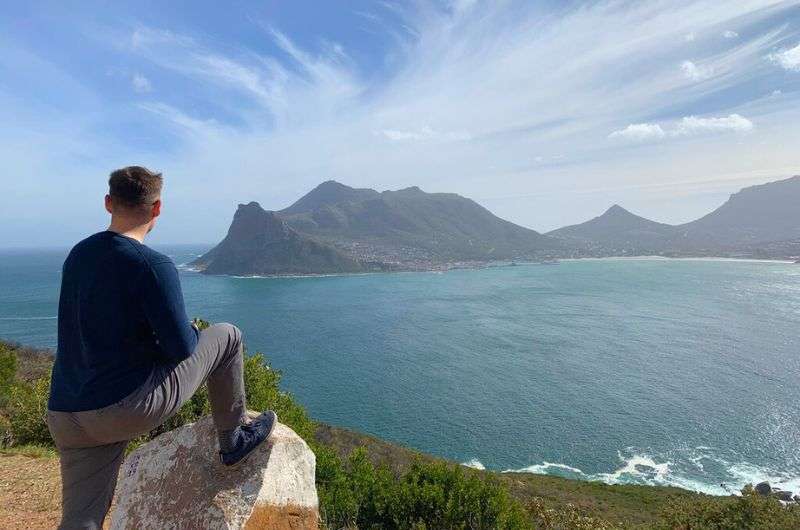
[[108, 166, 163, 209]]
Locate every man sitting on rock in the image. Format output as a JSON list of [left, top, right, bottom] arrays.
[[46, 166, 277, 530]]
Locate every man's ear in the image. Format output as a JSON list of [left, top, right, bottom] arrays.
[[151, 199, 162, 219], [105, 194, 113, 214]]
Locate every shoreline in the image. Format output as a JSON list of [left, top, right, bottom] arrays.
[[180, 255, 796, 279], [559, 255, 796, 264]]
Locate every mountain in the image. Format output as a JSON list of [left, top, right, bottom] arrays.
[[195, 175, 800, 275], [281, 180, 380, 215], [191, 202, 363, 275], [674, 175, 800, 248], [195, 182, 561, 275], [279, 182, 559, 262], [547, 204, 675, 253], [547, 176, 800, 258]]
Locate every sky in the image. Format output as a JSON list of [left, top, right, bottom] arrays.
[[1, 0, 799, 247]]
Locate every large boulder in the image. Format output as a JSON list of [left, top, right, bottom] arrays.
[[110, 414, 319, 529], [772, 489, 794, 502], [754, 481, 771, 496]]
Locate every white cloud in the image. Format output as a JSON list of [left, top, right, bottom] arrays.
[[609, 123, 666, 141], [723, 30, 739, 39], [131, 73, 152, 93], [611, 114, 753, 143], [379, 126, 471, 142], [681, 60, 713, 81], [685, 32, 696, 42], [672, 114, 754, 136], [768, 43, 800, 72]]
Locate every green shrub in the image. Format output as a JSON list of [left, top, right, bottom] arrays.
[[0, 413, 11, 447], [655, 485, 800, 530], [0, 341, 17, 406], [6, 374, 52, 446], [317, 447, 533, 530]]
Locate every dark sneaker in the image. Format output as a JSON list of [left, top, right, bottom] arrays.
[[219, 410, 278, 467]]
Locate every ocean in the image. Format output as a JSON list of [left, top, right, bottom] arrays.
[[1, 245, 799, 496]]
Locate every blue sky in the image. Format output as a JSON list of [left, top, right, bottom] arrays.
[[1, 0, 799, 247]]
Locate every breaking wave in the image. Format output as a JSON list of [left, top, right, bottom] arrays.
[[469, 447, 800, 497], [461, 459, 486, 470]]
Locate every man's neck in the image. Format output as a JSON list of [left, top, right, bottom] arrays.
[[108, 220, 150, 243]]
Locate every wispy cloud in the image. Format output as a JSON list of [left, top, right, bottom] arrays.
[[723, 30, 740, 39], [131, 73, 152, 93], [378, 126, 471, 142], [768, 42, 800, 71], [681, 60, 713, 80]]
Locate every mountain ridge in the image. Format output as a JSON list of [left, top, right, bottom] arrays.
[[195, 175, 800, 275], [548, 175, 800, 257], [195, 182, 561, 275]]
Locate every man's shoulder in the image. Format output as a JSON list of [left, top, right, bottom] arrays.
[[137, 244, 174, 268], [67, 232, 171, 270]]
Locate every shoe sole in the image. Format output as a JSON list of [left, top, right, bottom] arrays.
[[220, 411, 278, 469]]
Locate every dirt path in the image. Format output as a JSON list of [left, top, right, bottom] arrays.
[[0, 453, 62, 530]]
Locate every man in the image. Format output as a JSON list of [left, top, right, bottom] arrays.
[[47, 166, 277, 529]]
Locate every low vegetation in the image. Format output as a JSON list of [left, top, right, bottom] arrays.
[[2, 335, 800, 529]]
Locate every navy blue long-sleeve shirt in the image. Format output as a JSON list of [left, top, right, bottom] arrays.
[[48, 231, 199, 412]]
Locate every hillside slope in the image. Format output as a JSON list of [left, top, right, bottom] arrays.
[[281, 182, 559, 260], [674, 175, 800, 249], [547, 204, 675, 253], [191, 202, 364, 275]]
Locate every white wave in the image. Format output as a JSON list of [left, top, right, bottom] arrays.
[[596, 453, 672, 483], [726, 463, 800, 496], [500, 448, 800, 497], [462, 459, 486, 470], [504, 461, 584, 476]]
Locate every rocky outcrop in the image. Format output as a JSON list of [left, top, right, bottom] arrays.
[[754, 481, 800, 504], [755, 481, 772, 496], [110, 414, 318, 529], [191, 201, 363, 275]]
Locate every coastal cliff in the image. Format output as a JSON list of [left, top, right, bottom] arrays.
[[191, 201, 364, 275]]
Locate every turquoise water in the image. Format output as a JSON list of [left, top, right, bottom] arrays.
[[2, 246, 799, 495]]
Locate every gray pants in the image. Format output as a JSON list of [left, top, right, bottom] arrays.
[[47, 323, 247, 530]]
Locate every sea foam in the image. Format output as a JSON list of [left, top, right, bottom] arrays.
[[501, 447, 800, 497]]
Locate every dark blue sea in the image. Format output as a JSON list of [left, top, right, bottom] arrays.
[[2, 246, 799, 496]]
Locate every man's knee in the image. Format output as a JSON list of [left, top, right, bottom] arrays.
[[209, 323, 242, 353]]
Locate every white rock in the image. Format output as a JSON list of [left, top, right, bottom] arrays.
[[110, 414, 319, 529]]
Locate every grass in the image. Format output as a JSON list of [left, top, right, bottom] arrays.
[[0, 445, 57, 459]]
